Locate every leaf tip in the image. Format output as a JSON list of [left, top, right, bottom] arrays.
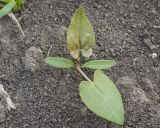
[[116, 116, 125, 126], [78, 4, 84, 11]]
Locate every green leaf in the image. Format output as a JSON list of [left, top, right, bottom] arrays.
[[79, 70, 124, 125], [0, 4, 3, 8], [45, 57, 75, 68], [0, 1, 6, 8], [0, 1, 15, 18], [0, 0, 25, 12], [82, 60, 116, 69], [12, 0, 25, 12], [67, 5, 95, 59], [81, 48, 92, 58]]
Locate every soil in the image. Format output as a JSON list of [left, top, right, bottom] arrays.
[[0, 0, 160, 128]]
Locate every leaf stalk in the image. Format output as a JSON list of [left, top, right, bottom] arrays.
[[76, 61, 92, 82]]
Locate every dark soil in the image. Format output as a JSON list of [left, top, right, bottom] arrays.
[[0, 0, 160, 128]]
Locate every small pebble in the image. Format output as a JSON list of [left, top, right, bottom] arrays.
[[151, 8, 157, 15], [151, 53, 157, 58], [135, 5, 139, 9]]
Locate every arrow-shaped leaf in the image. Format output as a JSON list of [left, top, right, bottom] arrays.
[[82, 60, 116, 69], [67, 5, 95, 58], [45, 57, 75, 69], [79, 70, 124, 125]]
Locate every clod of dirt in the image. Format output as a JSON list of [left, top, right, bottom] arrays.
[[132, 86, 150, 103], [143, 38, 152, 49], [22, 46, 43, 72], [58, 26, 67, 43], [0, 36, 11, 51]]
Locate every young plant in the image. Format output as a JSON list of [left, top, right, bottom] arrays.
[[45, 5, 124, 125], [0, 0, 25, 36]]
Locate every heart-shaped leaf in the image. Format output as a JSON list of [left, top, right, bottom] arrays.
[[67, 5, 95, 59], [79, 70, 124, 125], [45, 57, 75, 68], [0, 1, 15, 18], [82, 60, 116, 69]]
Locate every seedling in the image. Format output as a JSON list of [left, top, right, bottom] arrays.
[[45, 5, 124, 125], [0, 0, 25, 36]]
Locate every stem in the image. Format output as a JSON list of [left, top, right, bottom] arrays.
[[8, 13, 25, 36], [76, 62, 92, 82]]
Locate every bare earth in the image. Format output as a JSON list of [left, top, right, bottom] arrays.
[[0, 0, 160, 128]]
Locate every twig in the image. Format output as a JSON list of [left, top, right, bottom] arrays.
[[47, 45, 53, 56], [8, 13, 25, 36]]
